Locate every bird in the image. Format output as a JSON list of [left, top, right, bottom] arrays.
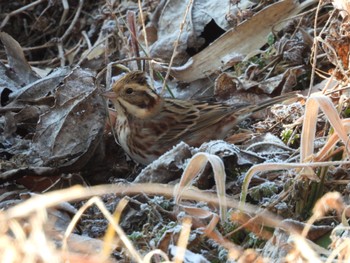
[[103, 71, 295, 165]]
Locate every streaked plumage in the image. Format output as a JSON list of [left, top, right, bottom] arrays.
[[104, 71, 293, 164]]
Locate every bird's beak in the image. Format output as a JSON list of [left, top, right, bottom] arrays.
[[101, 90, 117, 99]]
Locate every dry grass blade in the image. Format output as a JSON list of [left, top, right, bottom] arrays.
[[240, 163, 293, 207], [143, 249, 170, 262], [62, 196, 142, 262], [180, 206, 220, 236], [174, 217, 192, 263], [174, 153, 227, 220], [239, 160, 350, 207], [102, 197, 129, 258], [300, 95, 319, 162], [4, 184, 340, 261], [230, 212, 273, 240], [303, 192, 344, 236], [301, 93, 349, 161], [3, 210, 60, 263], [5, 184, 230, 219], [288, 235, 323, 263], [327, 237, 350, 263], [315, 119, 350, 161]]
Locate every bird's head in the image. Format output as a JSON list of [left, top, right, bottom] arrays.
[[104, 71, 162, 118]]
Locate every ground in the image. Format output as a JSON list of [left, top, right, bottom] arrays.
[[0, 0, 350, 262]]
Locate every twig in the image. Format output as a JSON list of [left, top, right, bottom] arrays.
[[127, 11, 141, 70], [59, 0, 69, 26], [54, 0, 84, 66], [57, 42, 65, 67], [22, 43, 56, 51], [81, 31, 92, 50], [138, 0, 152, 76], [162, 0, 194, 93], [0, 0, 45, 29], [308, 0, 335, 97], [76, 33, 114, 66], [59, 0, 84, 42], [95, 57, 159, 85]]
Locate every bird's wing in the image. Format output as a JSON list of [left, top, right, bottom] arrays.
[[148, 99, 235, 145]]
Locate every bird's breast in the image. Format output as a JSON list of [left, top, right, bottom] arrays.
[[115, 115, 130, 153]]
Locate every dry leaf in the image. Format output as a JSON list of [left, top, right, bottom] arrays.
[[150, 0, 253, 64], [32, 68, 106, 170], [0, 32, 39, 85], [156, 0, 316, 82], [133, 141, 192, 183]]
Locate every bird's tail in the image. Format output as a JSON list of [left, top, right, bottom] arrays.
[[235, 91, 299, 119]]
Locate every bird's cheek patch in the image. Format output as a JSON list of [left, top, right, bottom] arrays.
[[119, 98, 155, 119]]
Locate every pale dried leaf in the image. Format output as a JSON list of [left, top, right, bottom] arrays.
[[158, 0, 316, 81], [174, 152, 227, 220], [0, 32, 39, 85], [332, 0, 350, 20], [150, 0, 254, 63]]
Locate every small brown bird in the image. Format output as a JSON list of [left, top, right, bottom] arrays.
[[104, 71, 293, 164]]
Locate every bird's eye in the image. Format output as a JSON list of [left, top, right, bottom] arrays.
[[125, 88, 134, 94]]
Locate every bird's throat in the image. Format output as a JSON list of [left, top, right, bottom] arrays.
[[118, 98, 162, 119]]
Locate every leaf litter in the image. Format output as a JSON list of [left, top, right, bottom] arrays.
[[1, 0, 350, 262]]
